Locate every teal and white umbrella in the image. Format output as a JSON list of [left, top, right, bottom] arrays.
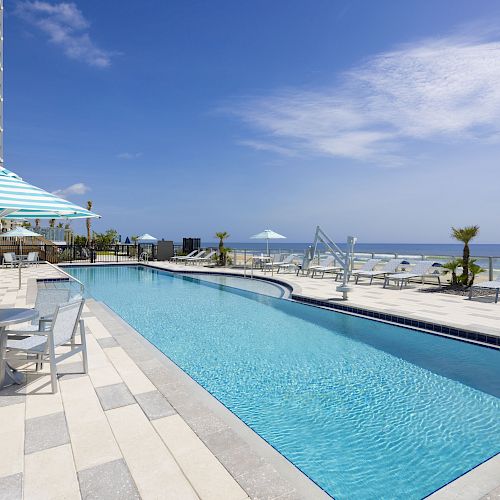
[[250, 229, 286, 255], [0, 167, 99, 219]]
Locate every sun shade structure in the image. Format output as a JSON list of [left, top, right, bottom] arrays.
[[137, 233, 158, 244], [250, 229, 286, 255], [0, 167, 100, 219]]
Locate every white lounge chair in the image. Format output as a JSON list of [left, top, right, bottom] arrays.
[[383, 261, 441, 289], [295, 254, 313, 276], [262, 253, 287, 272], [353, 258, 404, 284], [4, 299, 87, 393], [184, 250, 207, 263], [171, 249, 198, 262], [276, 254, 301, 273], [331, 258, 381, 282], [307, 256, 335, 276], [469, 281, 500, 303], [189, 250, 216, 265], [310, 257, 342, 278]]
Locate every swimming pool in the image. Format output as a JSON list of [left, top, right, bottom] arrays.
[[67, 265, 500, 499]]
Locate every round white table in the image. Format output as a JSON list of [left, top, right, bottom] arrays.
[[0, 308, 38, 389]]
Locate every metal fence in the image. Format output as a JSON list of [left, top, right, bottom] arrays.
[[2, 243, 499, 281]]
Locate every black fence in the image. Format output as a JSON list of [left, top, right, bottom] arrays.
[[0, 243, 156, 264]]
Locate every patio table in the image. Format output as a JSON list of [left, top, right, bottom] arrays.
[[0, 308, 38, 389]]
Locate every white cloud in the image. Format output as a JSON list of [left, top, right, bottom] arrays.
[[16, 1, 112, 67], [234, 29, 500, 164], [117, 152, 143, 160], [52, 182, 90, 198], [237, 140, 297, 157]]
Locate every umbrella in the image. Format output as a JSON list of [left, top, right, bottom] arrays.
[[137, 233, 158, 244], [0, 227, 44, 289], [0, 167, 100, 219], [250, 229, 286, 255]]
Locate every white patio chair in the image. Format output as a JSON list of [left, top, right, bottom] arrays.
[[184, 250, 207, 264], [26, 252, 39, 266], [306, 256, 335, 276], [4, 299, 87, 393], [276, 254, 301, 273], [8, 288, 71, 333], [3, 252, 18, 268], [469, 281, 500, 303]]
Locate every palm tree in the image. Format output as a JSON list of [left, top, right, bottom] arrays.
[[215, 231, 229, 266], [86, 200, 93, 244], [451, 225, 479, 285]]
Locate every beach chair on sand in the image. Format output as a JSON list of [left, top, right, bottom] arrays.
[[468, 281, 500, 303], [353, 258, 404, 285], [383, 261, 441, 289]]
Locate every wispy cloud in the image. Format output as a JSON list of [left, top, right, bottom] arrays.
[[237, 140, 297, 157], [16, 1, 113, 67], [52, 182, 90, 198], [117, 152, 143, 160], [234, 27, 500, 164]]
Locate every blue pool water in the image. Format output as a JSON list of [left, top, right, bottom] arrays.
[[67, 265, 500, 499]]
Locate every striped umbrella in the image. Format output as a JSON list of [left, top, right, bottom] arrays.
[[0, 167, 100, 219]]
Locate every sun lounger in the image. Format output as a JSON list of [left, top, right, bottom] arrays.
[[189, 250, 216, 265], [331, 258, 381, 281], [310, 257, 342, 278], [276, 254, 300, 273], [171, 249, 199, 262], [354, 258, 404, 284], [306, 256, 335, 276], [468, 281, 500, 303], [383, 261, 441, 289], [184, 250, 207, 263]]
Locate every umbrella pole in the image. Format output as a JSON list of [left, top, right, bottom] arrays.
[[267, 238, 269, 256], [18, 238, 22, 289]]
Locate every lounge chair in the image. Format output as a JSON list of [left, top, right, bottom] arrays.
[[4, 299, 87, 393], [353, 258, 404, 284], [295, 254, 313, 276], [468, 281, 500, 303], [383, 261, 441, 289], [262, 253, 287, 272], [276, 254, 301, 273], [184, 250, 207, 263], [189, 250, 216, 265], [307, 256, 335, 277], [171, 249, 198, 262], [331, 258, 381, 282], [310, 257, 342, 278]]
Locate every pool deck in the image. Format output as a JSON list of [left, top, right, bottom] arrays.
[[0, 262, 499, 499]]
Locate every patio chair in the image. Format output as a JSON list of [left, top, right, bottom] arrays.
[[383, 261, 441, 289], [8, 288, 71, 333], [353, 258, 404, 284], [4, 299, 87, 393], [468, 281, 500, 303], [170, 249, 198, 262], [3, 252, 18, 268], [276, 254, 301, 273], [26, 252, 39, 266], [189, 250, 216, 265]]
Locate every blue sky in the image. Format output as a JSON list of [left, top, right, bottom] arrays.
[[5, 0, 500, 243]]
